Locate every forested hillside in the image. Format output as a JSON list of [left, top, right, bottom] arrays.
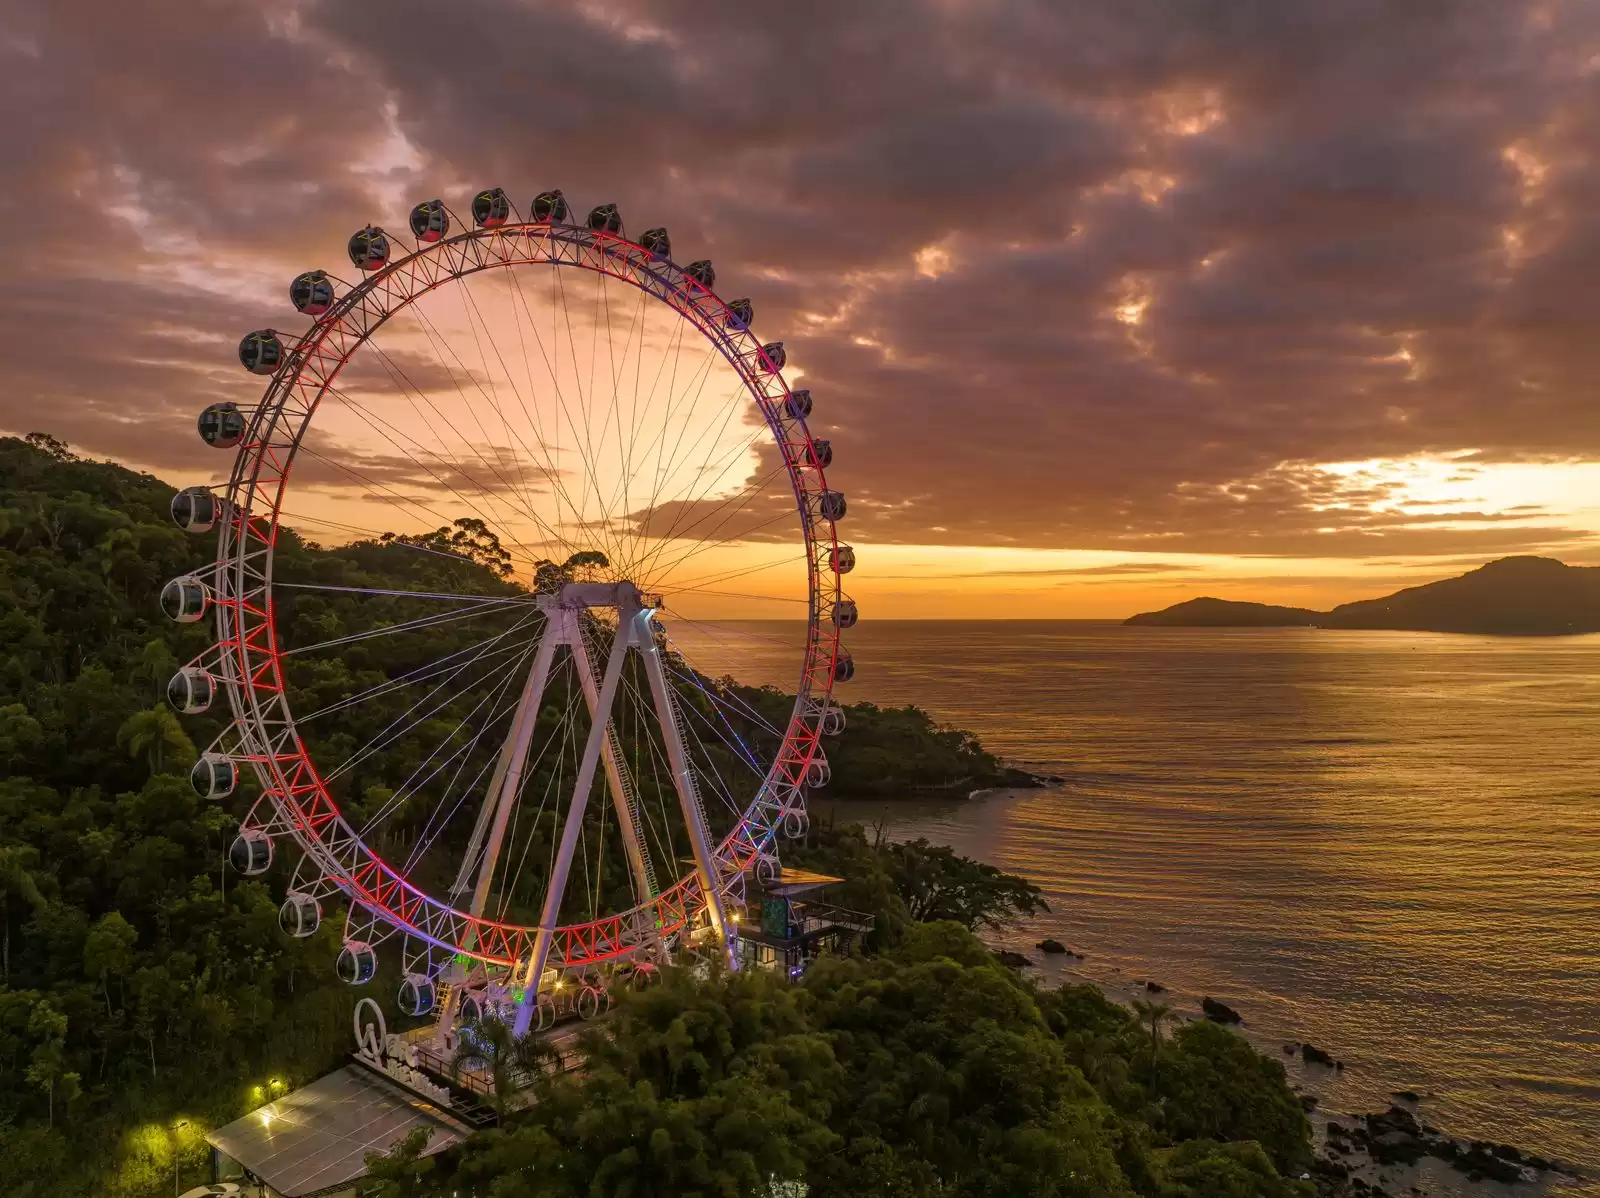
[[1, 435, 1316, 1196], [0, 435, 1033, 1194], [376, 825, 1316, 1198]]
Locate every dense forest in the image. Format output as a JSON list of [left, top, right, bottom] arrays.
[[0, 435, 1314, 1196], [368, 825, 1314, 1198]]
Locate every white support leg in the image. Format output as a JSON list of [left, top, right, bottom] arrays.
[[633, 608, 735, 971], [514, 607, 635, 1035], [569, 627, 657, 903], [467, 626, 562, 921], [433, 622, 560, 1045]]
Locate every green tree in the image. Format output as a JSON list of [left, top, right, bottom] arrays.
[[25, 1000, 80, 1128], [1160, 1139, 1313, 1197], [1157, 1020, 1312, 1175], [362, 1126, 437, 1198], [450, 1013, 560, 1125], [0, 845, 44, 982], [83, 910, 138, 1015], [1130, 997, 1174, 1080], [116, 706, 195, 775]]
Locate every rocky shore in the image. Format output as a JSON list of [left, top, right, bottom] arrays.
[[1310, 1099, 1580, 1196], [989, 944, 1586, 1197]]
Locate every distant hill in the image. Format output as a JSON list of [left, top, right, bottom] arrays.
[[1124, 556, 1600, 636], [1124, 597, 1322, 628]]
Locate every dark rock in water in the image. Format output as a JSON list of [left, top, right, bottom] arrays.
[[1452, 1144, 1522, 1184], [1312, 1157, 1350, 1181], [1037, 938, 1068, 954], [1368, 1106, 1421, 1138], [995, 950, 1033, 969], [1301, 1042, 1337, 1067], [1145, 980, 1166, 993], [1370, 1131, 1427, 1166], [1390, 1089, 1420, 1103], [1299, 1093, 1319, 1111], [1201, 997, 1243, 1024], [1283, 1042, 1299, 1055]]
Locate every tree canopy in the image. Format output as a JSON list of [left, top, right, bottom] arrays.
[[0, 435, 1313, 1197]]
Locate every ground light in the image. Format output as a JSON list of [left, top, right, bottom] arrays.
[[171, 1120, 190, 1197]]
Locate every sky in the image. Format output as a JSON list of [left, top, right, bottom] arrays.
[[4, 0, 1600, 618]]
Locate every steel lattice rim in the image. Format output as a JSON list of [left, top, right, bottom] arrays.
[[210, 218, 844, 973]]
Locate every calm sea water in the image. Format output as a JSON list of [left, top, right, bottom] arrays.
[[669, 619, 1600, 1188]]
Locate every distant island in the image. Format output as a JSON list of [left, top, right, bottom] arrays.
[[1126, 556, 1600, 636]]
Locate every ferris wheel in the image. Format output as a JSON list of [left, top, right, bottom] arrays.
[[159, 188, 856, 1037]]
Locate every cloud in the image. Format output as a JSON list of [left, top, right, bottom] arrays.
[[5, 0, 1600, 561]]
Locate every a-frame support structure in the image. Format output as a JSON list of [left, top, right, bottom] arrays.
[[433, 581, 733, 1041]]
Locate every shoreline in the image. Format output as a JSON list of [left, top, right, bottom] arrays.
[[816, 789, 1589, 1198], [989, 941, 1589, 1198]]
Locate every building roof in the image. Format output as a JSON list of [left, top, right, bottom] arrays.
[[206, 1064, 467, 1197], [765, 867, 845, 896]]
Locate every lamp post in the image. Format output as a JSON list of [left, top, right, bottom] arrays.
[[172, 1119, 190, 1197]]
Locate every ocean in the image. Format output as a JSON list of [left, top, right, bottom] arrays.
[[668, 619, 1600, 1189]]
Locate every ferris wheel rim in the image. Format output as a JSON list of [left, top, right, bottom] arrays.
[[210, 217, 845, 972]]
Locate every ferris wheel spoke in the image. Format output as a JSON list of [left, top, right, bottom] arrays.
[[276, 582, 526, 604], [325, 378, 564, 562], [454, 271, 541, 518], [359, 330, 575, 562], [321, 608, 545, 782], [554, 265, 629, 570], [365, 645, 533, 842], [280, 509, 530, 569], [613, 286, 653, 577], [399, 655, 538, 877], [461, 265, 599, 545], [282, 599, 521, 658], [296, 632, 538, 725], [295, 444, 486, 538], [463, 665, 574, 916], [669, 674, 759, 811], [619, 308, 699, 572], [504, 264, 615, 562], [628, 425, 791, 585], [666, 650, 774, 773], [398, 303, 545, 520], [325, 644, 524, 793], [667, 651, 783, 742], [594, 280, 651, 580], [634, 384, 760, 559], [615, 665, 692, 886], [658, 550, 811, 601], [637, 478, 796, 589], [624, 355, 744, 576]]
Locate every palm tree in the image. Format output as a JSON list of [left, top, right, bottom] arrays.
[[450, 1012, 562, 1124], [1130, 998, 1174, 1082], [116, 706, 194, 775], [133, 638, 177, 699]]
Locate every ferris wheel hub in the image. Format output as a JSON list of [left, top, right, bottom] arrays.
[[536, 579, 661, 613]]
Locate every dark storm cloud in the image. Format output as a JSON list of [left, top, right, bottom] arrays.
[[5, 0, 1600, 558]]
